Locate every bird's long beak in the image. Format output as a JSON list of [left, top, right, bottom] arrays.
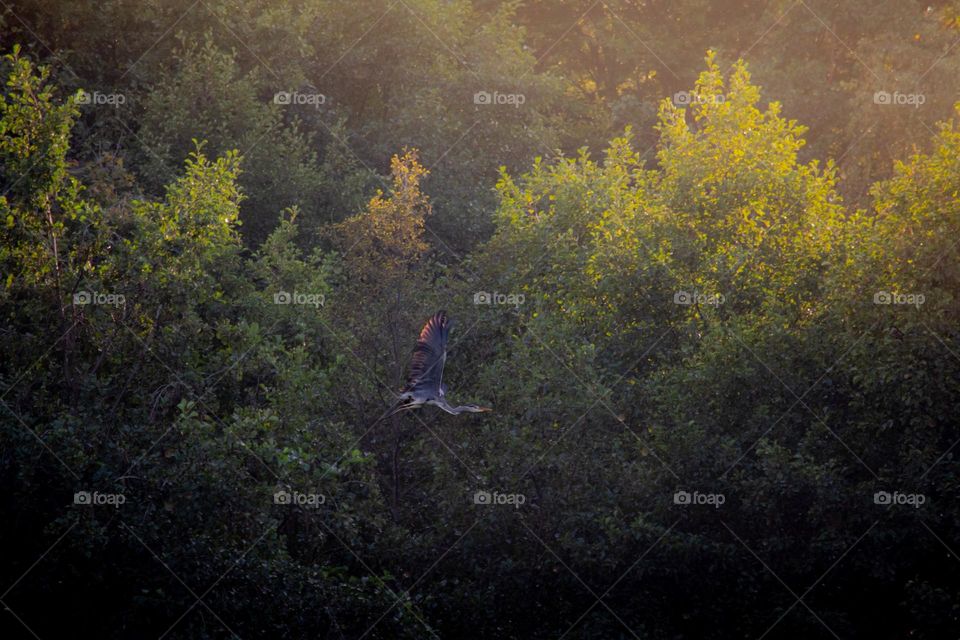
[[373, 399, 411, 424]]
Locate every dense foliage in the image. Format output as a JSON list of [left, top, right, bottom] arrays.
[[1, 2, 959, 638]]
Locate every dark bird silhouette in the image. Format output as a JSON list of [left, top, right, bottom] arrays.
[[378, 310, 491, 421]]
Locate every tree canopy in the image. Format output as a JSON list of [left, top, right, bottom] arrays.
[[2, 4, 959, 638]]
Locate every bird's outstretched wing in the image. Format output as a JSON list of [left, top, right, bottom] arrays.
[[403, 310, 450, 396]]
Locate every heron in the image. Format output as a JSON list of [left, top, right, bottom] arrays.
[[377, 310, 491, 421]]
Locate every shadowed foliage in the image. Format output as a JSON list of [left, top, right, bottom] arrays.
[[2, 5, 960, 638]]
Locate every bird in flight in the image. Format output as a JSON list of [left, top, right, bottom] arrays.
[[378, 310, 491, 421]]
